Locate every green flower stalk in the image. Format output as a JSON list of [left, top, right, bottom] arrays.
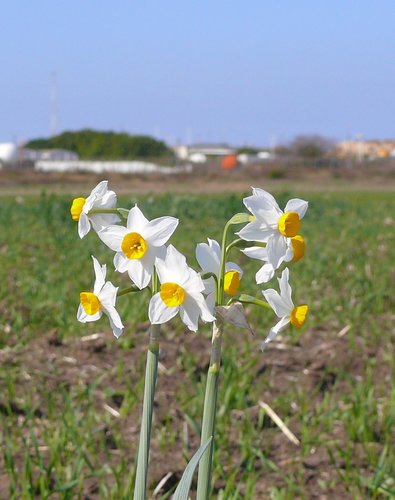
[[133, 323, 160, 500], [196, 320, 223, 500], [196, 214, 250, 499]]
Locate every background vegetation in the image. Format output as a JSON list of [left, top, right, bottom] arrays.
[[26, 129, 174, 161]]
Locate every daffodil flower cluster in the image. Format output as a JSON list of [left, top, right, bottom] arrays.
[[235, 187, 309, 348], [71, 181, 217, 337], [70, 181, 309, 349], [70, 181, 310, 498]]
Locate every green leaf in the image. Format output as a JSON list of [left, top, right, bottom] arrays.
[[173, 437, 213, 500], [55, 480, 79, 492]]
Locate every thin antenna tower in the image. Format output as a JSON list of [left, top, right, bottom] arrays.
[[50, 71, 57, 137]]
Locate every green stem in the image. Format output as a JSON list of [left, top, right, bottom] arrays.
[[238, 294, 272, 310], [196, 320, 223, 500], [133, 324, 160, 500], [226, 238, 267, 254], [117, 286, 140, 297], [89, 208, 119, 214], [217, 221, 232, 304], [225, 238, 244, 254]]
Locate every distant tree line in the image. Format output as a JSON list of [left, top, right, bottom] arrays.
[[26, 129, 173, 160], [235, 136, 336, 160], [236, 146, 261, 155], [275, 135, 335, 160]]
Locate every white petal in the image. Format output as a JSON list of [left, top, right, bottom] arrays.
[[278, 268, 294, 309], [166, 244, 187, 268], [77, 303, 102, 323], [236, 219, 274, 242], [260, 316, 290, 351], [183, 267, 205, 293], [202, 277, 216, 296], [196, 239, 221, 275], [179, 296, 201, 332], [127, 258, 152, 289], [126, 205, 149, 232], [152, 244, 166, 261], [187, 291, 216, 323], [266, 234, 287, 269], [90, 180, 109, 198], [241, 246, 268, 261], [107, 317, 123, 338], [83, 193, 96, 213], [155, 256, 173, 284], [205, 291, 216, 315], [144, 216, 179, 246], [103, 305, 124, 338], [262, 289, 290, 318], [92, 256, 106, 295], [225, 261, 243, 277], [284, 198, 308, 219], [141, 245, 157, 273], [149, 293, 179, 324], [207, 239, 221, 257], [78, 213, 91, 239], [162, 245, 190, 284], [243, 194, 281, 225], [255, 263, 275, 284], [97, 225, 126, 252], [94, 189, 117, 209], [90, 213, 120, 233], [251, 187, 278, 204], [284, 239, 293, 262], [114, 252, 131, 273], [98, 281, 118, 308]]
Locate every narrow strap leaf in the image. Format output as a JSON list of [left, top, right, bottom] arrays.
[[172, 437, 213, 500]]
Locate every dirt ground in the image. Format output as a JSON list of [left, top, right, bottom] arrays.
[[0, 318, 392, 499]]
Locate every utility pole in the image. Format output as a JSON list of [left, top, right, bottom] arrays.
[[50, 71, 57, 137]]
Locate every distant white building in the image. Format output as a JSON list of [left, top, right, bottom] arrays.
[[0, 143, 18, 164], [173, 144, 235, 163], [237, 151, 274, 164], [0, 144, 79, 166], [30, 149, 79, 161], [35, 160, 192, 175]]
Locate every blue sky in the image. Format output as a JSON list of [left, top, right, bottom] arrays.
[[1, 1, 395, 146]]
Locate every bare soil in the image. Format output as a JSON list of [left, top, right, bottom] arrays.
[[0, 319, 392, 499]]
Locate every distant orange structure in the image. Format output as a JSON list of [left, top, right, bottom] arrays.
[[337, 140, 395, 159], [221, 154, 238, 170]]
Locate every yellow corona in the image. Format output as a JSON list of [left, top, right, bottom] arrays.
[[121, 232, 148, 259], [160, 282, 186, 307]]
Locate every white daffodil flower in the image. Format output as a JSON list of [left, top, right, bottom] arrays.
[[195, 238, 243, 309], [149, 245, 215, 332], [77, 256, 124, 338], [98, 205, 178, 290], [70, 180, 120, 239], [261, 268, 308, 350], [242, 234, 305, 284], [237, 187, 308, 270]]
